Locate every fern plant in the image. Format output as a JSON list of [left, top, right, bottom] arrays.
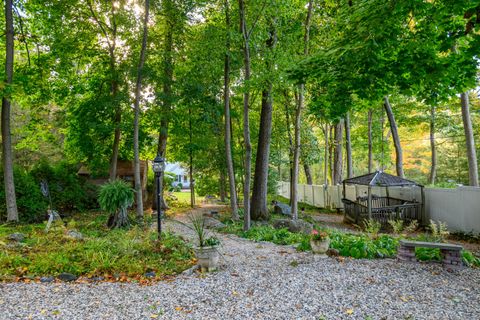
[[98, 180, 134, 229], [363, 219, 381, 238], [429, 220, 449, 242], [387, 220, 404, 234]]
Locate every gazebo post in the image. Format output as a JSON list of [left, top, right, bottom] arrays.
[[420, 186, 426, 226], [386, 186, 390, 206], [367, 185, 372, 219]]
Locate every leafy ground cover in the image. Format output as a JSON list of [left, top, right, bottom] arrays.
[[218, 219, 480, 267], [0, 212, 194, 281]]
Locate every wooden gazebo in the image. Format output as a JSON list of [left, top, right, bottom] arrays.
[[342, 171, 424, 227]]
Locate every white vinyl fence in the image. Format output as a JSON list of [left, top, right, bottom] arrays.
[[278, 182, 480, 234]]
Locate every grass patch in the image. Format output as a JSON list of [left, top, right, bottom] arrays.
[[0, 211, 194, 280]]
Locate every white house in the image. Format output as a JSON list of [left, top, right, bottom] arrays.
[[165, 162, 190, 189]]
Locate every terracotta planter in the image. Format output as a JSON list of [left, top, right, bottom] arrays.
[[194, 245, 219, 272], [310, 238, 330, 256]]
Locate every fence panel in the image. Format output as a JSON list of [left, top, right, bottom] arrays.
[[278, 182, 480, 233]]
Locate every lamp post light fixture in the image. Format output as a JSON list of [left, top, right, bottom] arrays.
[[152, 154, 166, 239]]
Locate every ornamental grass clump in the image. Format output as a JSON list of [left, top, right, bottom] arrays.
[[98, 180, 134, 229], [188, 214, 220, 248]]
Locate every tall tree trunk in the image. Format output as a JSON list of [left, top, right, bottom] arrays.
[[2, 0, 18, 222], [333, 120, 344, 185], [219, 169, 226, 202], [304, 163, 313, 185], [283, 91, 294, 205], [384, 96, 404, 177], [368, 109, 373, 173], [133, 0, 149, 219], [323, 123, 329, 186], [157, 0, 174, 158], [345, 112, 353, 178], [238, 0, 252, 230], [224, 0, 238, 219], [461, 92, 479, 186], [291, 0, 313, 220], [251, 23, 276, 221], [329, 125, 334, 183], [429, 105, 437, 185], [88, 0, 121, 180], [189, 108, 195, 208]]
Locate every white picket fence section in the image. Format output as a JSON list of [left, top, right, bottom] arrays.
[[277, 182, 480, 234]]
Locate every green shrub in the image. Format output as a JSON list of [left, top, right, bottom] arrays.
[[30, 160, 98, 212], [0, 166, 48, 222], [329, 231, 398, 259]]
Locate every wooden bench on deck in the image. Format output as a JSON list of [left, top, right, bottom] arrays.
[[398, 240, 464, 269]]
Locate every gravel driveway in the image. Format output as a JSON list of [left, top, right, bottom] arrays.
[[1, 205, 479, 319]]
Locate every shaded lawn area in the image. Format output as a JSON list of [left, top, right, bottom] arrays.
[[0, 211, 194, 281]]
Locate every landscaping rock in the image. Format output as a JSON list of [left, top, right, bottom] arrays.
[[181, 265, 199, 276], [39, 276, 55, 283], [88, 276, 105, 282], [57, 273, 77, 282], [204, 217, 225, 229], [145, 271, 156, 278], [272, 201, 291, 216], [66, 230, 84, 240], [326, 248, 340, 257], [7, 233, 25, 242], [272, 219, 313, 234]]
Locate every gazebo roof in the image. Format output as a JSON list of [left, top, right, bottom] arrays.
[[343, 171, 423, 187]]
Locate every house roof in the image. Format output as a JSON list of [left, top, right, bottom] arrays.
[[343, 171, 423, 187]]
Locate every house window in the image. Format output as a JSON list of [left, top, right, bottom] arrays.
[[177, 175, 182, 182], [184, 175, 188, 182]]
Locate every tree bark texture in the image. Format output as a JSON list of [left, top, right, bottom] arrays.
[[304, 163, 313, 185], [2, 0, 18, 222], [345, 112, 353, 179], [291, 0, 313, 220], [368, 109, 373, 173], [223, 0, 238, 218], [429, 105, 437, 185], [333, 120, 344, 185], [133, 0, 149, 219], [460, 92, 479, 186], [238, 0, 251, 230], [384, 96, 404, 177], [157, 0, 174, 158], [251, 22, 276, 221], [283, 91, 294, 205], [323, 123, 329, 186]]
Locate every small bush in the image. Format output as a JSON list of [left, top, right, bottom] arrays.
[[0, 166, 48, 222], [30, 160, 99, 212]]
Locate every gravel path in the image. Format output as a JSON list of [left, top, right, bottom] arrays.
[[1, 205, 480, 319]]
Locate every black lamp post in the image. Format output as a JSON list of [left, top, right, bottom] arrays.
[[152, 154, 166, 239]]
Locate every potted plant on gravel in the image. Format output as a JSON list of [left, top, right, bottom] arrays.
[[190, 214, 221, 272], [310, 229, 330, 256]]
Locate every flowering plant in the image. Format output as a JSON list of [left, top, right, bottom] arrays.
[[311, 229, 329, 241]]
